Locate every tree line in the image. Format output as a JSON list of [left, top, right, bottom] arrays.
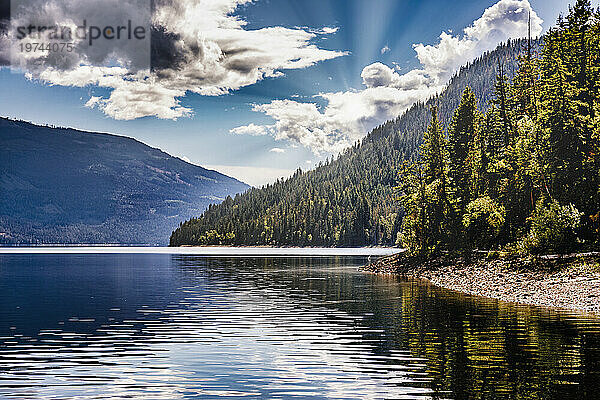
[[399, 0, 599, 257], [171, 1, 599, 253], [169, 40, 526, 247]]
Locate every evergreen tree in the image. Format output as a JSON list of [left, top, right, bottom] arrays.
[[170, 1, 599, 253], [400, 108, 451, 257], [448, 87, 479, 213]]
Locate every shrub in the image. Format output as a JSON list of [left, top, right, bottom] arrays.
[[399, 180, 448, 258], [522, 200, 582, 255], [462, 196, 505, 249]]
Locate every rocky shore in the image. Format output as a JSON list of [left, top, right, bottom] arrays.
[[364, 252, 600, 314]]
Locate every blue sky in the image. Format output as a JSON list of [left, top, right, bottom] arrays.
[[0, 0, 588, 185]]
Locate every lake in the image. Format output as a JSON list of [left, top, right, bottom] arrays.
[[1, 252, 599, 399]]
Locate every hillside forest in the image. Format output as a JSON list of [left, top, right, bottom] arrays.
[[171, 1, 600, 256]]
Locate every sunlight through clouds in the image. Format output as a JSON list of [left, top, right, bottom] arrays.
[[232, 0, 543, 154]]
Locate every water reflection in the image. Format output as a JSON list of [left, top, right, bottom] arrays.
[[0, 254, 599, 399]]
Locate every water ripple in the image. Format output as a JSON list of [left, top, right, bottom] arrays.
[[0, 255, 599, 399]]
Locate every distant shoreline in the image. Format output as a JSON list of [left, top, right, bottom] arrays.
[[0, 246, 401, 257], [364, 253, 600, 314]]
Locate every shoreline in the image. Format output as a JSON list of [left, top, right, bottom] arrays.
[[364, 253, 600, 314], [0, 246, 400, 256]]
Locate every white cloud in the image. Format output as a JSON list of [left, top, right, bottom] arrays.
[[237, 85, 438, 154], [1, 0, 346, 120], [230, 123, 272, 136], [361, 62, 395, 88], [317, 26, 339, 34], [380, 45, 390, 55], [232, 0, 543, 154], [302, 26, 339, 35], [269, 147, 285, 153], [85, 76, 192, 120], [6, 0, 152, 72], [413, 0, 542, 82]]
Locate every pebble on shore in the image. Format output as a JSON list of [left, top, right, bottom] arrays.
[[364, 253, 600, 314]]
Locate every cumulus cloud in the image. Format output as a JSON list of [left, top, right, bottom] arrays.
[[245, 86, 438, 154], [380, 45, 390, 55], [232, 0, 543, 154], [269, 147, 285, 153], [6, 0, 152, 73], [413, 0, 542, 81], [0, 0, 346, 120], [361, 62, 395, 88], [230, 123, 272, 136], [310, 26, 339, 35]]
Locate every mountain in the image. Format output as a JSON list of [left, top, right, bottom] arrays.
[[170, 39, 534, 247], [0, 118, 249, 245]]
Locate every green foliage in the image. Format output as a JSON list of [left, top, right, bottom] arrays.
[[398, 1, 600, 256], [462, 197, 506, 249], [522, 200, 582, 255], [398, 109, 452, 258], [170, 40, 528, 247], [171, 1, 600, 256], [448, 87, 479, 211], [421, 108, 448, 185]]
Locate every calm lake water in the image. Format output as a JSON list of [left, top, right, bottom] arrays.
[[1, 254, 599, 399]]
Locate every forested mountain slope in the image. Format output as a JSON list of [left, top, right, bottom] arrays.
[[397, 1, 599, 256], [0, 119, 249, 245], [170, 39, 534, 247]]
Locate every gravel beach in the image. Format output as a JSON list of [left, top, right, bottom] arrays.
[[364, 253, 600, 314]]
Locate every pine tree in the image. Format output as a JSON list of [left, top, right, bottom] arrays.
[[400, 108, 451, 257], [448, 87, 479, 212], [512, 13, 540, 120], [493, 61, 515, 148], [170, 1, 600, 252], [540, 9, 586, 209], [421, 106, 448, 186]]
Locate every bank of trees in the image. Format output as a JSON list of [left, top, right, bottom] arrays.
[[399, 0, 600, 257], [171, 1, 599, 254], [170, 40, 529, 247]]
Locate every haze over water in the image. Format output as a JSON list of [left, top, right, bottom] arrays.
[[1, 253, 599, 399]]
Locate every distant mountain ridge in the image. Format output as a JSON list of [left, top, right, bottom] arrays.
[[170, 39, 534, 247], [0, 118, 249, 245]]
